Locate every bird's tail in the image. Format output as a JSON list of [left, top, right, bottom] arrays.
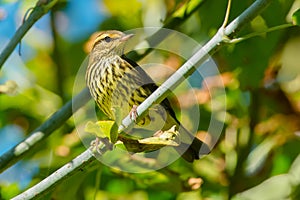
[[177, 125, 211, 162], [165, 114, 211, 162]]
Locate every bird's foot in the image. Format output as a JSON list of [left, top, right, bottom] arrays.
[[129, 105, 138, 122], [90, 137, 102, 154], [90, 137, 113, 155]]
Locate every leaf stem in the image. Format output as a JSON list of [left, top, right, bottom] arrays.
[[229, 23, 294, 44], [222, 0, 232, 28]]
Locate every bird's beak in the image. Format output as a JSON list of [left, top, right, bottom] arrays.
[[120, 33, 134, 42]]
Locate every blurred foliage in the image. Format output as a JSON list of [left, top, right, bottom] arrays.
[[1, 0, 300, 199]]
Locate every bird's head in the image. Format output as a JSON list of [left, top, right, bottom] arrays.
[[91, 30, 134, 57]]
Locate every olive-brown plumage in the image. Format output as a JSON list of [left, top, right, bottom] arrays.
[[85, 30, 210, 162]]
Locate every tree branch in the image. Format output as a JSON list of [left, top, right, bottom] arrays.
[[11, 150, 97, 200], [0, 0, 58, 70], [0, 88, 91, 173], [11, 0, 272, 198]]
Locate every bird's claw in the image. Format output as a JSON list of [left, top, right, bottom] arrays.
[[90, 137, 103, 154], [129, 105, 138, 122], [90, 137, 113, 154]]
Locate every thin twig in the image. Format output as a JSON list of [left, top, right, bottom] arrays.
[[18, 7, 34, 56], [229, 23, 294, 43], [221, 0, 232, 28], [0, 0, 58, 69]]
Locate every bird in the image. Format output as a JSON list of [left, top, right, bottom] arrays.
[[85, 30, 210, 162]]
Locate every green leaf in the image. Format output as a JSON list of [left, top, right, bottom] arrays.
[[233, 155, 300, 200], [112, 106, 123, 125], [118, 125, 180, 153], [232, 174, 292, 200], [245, 137, 277, 176], [0, 80, 18, 95], [110, 122, 119, 144], [0, 183, 20, 199], [85, 121, 106, 138], [289, 154, 300, 186], [139, 126, 180, 147], [173, 0, 204, 18], [292, 9, 300, 26], [110, 107, 122, 143], [85, 120, 116, 140]]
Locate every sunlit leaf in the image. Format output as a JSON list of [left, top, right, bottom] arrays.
[[250, 15, 268, 34], [292, 9, 300, 26], [103, 0, 141, 16], [139, 126, 179, 147], [0, 183, 20, 199], [234, 155, 300, 200], [110, 122, 119, 144], [232, 174, 292, 200], [245, 137, 277, 176], [85, 120, 115, 139], [110, 106, 122, 144], [289, 154, 300, 185], [84, 112, 119, 144], [0, 80, 18, 95], [118, 125, 180, 152]]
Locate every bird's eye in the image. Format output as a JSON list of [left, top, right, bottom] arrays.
[[104, 36, 112, 42]]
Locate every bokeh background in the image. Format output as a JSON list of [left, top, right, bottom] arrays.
[[0, 0, 300, 199]]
